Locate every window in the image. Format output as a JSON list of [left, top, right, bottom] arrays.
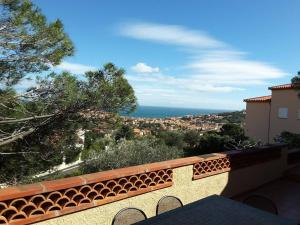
[[278, 108, 288, 119]]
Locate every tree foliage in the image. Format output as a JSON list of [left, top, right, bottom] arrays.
[[158, 130, 185, 149], [290, 72, 300, 99], [183, 130, 201, 150], [1, 63, 136, 146], [114, 124, 135, 141], [156, 124, 255, 156], [0, 0, 137, 185], [197, 132, 233, 154], [220, 123, 247, 142], [278, 131, 300, 148], [0, 63, 137, 184], [0, 0, 74, 86], [291, 72, 300, 89]]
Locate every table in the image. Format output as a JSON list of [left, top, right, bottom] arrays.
[[135, 195, 297, 225]]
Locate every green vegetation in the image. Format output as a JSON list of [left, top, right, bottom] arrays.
[[291, 72, 300, 89], [78, 123, 254, 176], [114, 124, 135, 141], [1, 64, 137, 184], [0, 0, 74, 86], [158, 131, 185, 149], [279, 131, 300, 148], [159, 123, 252, 153], [81, 137, 184, 174], [0, 0, 137, 185], [217, 110, 245, 124], [291, 72, 300, 98]]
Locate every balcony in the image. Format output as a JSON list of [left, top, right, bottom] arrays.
[[0, 144, 299, 225]]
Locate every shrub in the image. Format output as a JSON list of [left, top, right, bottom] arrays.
[[81, 136, 113, 160], [81, 137, 184, 174], [220, 123, 246, 142], [114, 124, 135, 141], [279, 131, 300, 148], [158, 131, 185, 149], [183, 130, 201, 150], [197, 133, 233, 154]]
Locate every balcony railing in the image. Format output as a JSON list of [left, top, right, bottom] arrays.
[[0, 144, 292, 225]]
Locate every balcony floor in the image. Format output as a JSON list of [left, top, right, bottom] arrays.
[[234, 166, 300, 224]]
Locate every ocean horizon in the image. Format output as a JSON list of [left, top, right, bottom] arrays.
[[122, 105, 232, 118]]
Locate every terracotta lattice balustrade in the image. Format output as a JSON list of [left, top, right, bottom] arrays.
[[0, 145, 284, 225], [0, 165, 175, 225], [193, 146, 282, 179], [193, 155, 231, 179]]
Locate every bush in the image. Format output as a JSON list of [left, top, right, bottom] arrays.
[[158, 131, 185, 149], [220, 123, 246, 142], [81, 137, 184, 174], [114, 124, 134, 141], [81, 136, 113, 160], [84, 130, 105, 149], [279, 131, 300, 148], [183, 130, 201, 150], [197, 133, 233, 154]]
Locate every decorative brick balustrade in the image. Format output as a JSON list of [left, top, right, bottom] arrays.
[[194, 154, 231, 179], [193, 146, 282, 179], [0, 165, 174, 225], [0, 144, 285, 225]]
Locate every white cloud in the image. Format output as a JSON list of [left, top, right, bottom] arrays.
[[131, 62, 160, 73], [120, 22, 224, 48], [132, 86, 242, 110], [121, 22, 287, 95], [127, 72, 243, 94], [56, 62, 97, 74], [186, 52, 287, 86]]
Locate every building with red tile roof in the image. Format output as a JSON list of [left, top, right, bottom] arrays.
[[244, 83, 300, 144]]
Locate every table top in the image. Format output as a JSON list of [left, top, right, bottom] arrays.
[[135, 195, 297, 225]]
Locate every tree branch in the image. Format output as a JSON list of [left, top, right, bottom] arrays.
[[0, 114, 55, 124], [0, 127, 36, 146], [0, 151, 39, 155]]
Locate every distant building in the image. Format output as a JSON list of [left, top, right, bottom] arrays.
[[244, 83, 300, 144]]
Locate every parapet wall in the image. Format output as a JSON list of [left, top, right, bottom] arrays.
[[0, 145, 289, 225]]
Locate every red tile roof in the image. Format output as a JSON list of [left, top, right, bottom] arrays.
[[243, 95, 272, 103], [268, 83, 293, 90]]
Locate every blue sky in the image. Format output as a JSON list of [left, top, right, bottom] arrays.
[[32, 0, 300, 110]]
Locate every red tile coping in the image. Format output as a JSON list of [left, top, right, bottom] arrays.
[[243, 95, 272, 103], [268, 83, 293, 90], [0, 156, 205, 202]]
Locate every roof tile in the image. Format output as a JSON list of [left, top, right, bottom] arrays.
[[243, 95, 272, 103], [268, 83, 293, 90]]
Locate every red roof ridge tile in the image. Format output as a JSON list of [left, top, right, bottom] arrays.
[[268, 83, 293, 90], [243, 95, 272, 103]]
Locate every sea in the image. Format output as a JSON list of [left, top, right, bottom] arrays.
[[121, 105, 230, 118]]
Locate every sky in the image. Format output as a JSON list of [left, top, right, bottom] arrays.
[[31, 0, 300, 110]]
